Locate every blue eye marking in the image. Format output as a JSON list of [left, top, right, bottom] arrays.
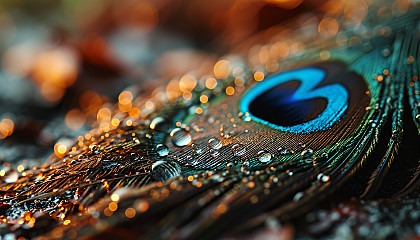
[[240, 67, 348, 134]]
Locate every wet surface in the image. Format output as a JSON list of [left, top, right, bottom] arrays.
[[0, 0, 420, 239]]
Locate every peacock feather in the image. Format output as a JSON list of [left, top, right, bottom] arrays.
[[1, 0, 420, 239]]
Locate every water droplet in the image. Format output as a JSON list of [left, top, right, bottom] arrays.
[[4, 171, 18, 183], [170, 128, 192, 147], [89, 145, 101, 155], [208, 138, 222, 150], [186, 155, 199, 165], [257, 150, 272, 163], [317, 173, 330, 182], [231, 143, 246, 156], [150, 117, 170, 131], [244, 116, 252, 121], [299, 142, 306, 148], [293, 192, 304, 202], [210, 149, 219, 158], [315, 152, 329, 161], [156, 144, 169, 157], [129, 152, 139, 160], [277, 148, 291, 156], [151, 161, 180, 182], [194, 148, 203, 155], [78, 154, 87, 160], [300, 149, 314, 159]]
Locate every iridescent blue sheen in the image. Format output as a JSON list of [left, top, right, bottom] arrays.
[[240, 67, 348, 133]]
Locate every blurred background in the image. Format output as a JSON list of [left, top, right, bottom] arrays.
[[0, 0, 395, 175]]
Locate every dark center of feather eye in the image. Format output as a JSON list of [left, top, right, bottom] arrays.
[[248, 80, 327, 127]]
